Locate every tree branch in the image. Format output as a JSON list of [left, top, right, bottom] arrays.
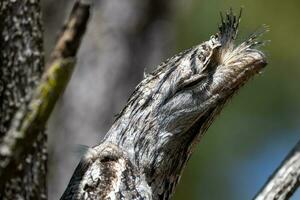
[[254, 140, 300, 200], [49, 0, 91, 63], [0, 0, 91, 192]]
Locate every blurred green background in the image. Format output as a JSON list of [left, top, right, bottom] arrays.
[[44, 0, 300, 199], [173, 0, 300, 199]]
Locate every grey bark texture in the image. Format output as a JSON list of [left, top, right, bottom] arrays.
[[0, 0, 47, 199], [254, 140, 300, 200], [60, 11, 267, 200], [0, 0, 90, 199]]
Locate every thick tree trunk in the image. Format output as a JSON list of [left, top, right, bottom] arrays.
[[0, 1, 90, 199], [0, 1, 47, 199]]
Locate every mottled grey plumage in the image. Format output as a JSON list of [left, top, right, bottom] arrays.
[[61, 10, 267, 200]]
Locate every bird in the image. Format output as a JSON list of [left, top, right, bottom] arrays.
[[61, 9, 267, 200]]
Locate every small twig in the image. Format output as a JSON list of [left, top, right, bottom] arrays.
[[254, 140, 300, 200], [0, 0, 91, 186]]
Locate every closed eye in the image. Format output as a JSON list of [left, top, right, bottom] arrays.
[[180, 74, 206, 90]]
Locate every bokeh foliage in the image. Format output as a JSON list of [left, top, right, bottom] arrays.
[[173, 0, 300, 199]]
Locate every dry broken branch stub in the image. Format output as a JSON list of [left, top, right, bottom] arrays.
[[61, 10, 267, 200], [49, 0, 90, 64]]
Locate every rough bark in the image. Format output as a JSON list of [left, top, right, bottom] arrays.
[[61, 11, 267, 200], [0, 1, 46, 199], [0, 0, 91, 199], [254, 140, 300, 200]]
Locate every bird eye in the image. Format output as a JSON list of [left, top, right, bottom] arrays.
[[181, 74, 206, 90]]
